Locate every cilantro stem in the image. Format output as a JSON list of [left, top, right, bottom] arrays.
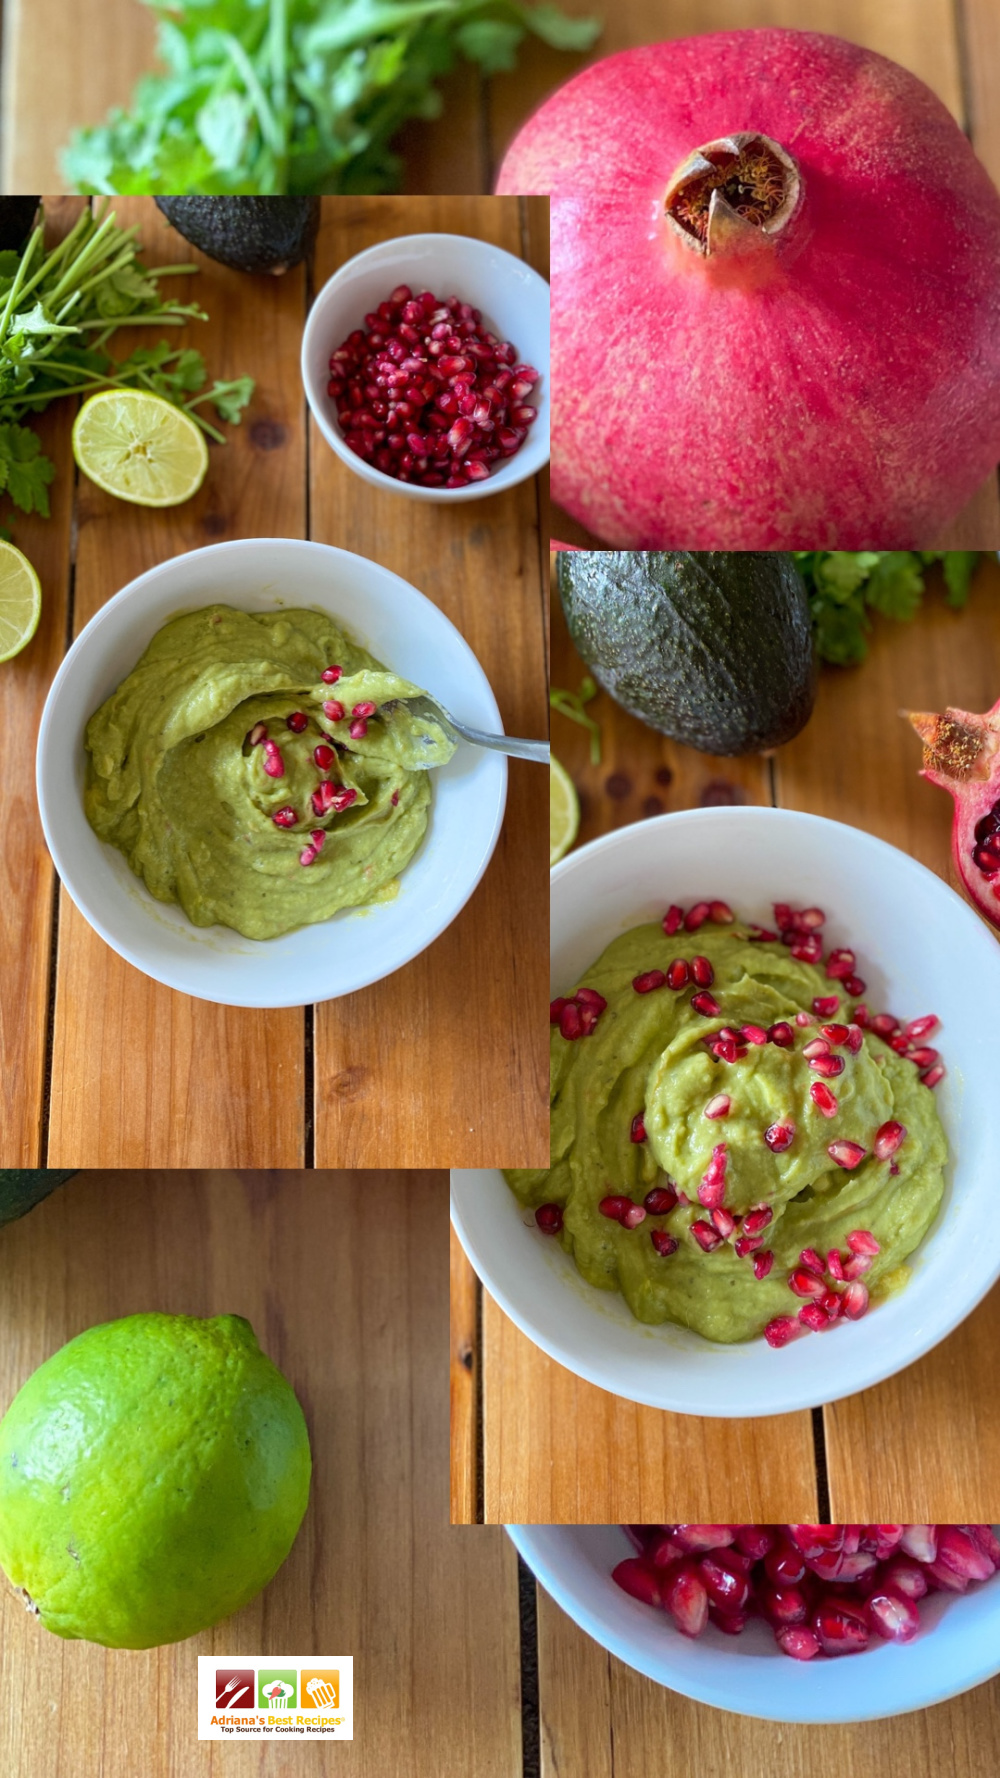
[[550, 680, 603, 766]]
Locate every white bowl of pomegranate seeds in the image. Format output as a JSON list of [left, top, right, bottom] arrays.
[[508, 1524, 1000, 1721], [301, 232, 549, 500], [452, 805, 1000, 1414], [36, 537, 506, 1006]]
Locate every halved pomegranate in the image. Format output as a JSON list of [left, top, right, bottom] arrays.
[[909, 696, 1000, 932]]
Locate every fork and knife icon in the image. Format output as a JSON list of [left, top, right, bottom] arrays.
[[216, 1673, 252, 1708]]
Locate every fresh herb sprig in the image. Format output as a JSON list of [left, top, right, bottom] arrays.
[[0, 204, 254, 518], [62, 0, 601, 197], [794, 550, 982, 666], [551, 675, 602, 764]]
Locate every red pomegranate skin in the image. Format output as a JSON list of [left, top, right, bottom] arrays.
[[497, 30, 1000, 547], [910, 697, 1000, 933]]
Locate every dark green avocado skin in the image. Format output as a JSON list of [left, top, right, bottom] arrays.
[[154, 198, 320, 274], [0, 1171, 77, 1229], [0, 198, 40, 253], [558, 551, 816, 755]]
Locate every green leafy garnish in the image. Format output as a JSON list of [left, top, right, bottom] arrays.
[[550, 675, 602, 765], [62, 0, 601, 196], [794, 551, 984, 666], [0, 204, 255, 518]]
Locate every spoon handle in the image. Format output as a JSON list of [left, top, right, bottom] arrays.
[[456, 728, 549, 764]]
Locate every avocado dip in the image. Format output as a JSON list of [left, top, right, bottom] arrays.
[[84, 605, 456, 940], [507, 920, 947, 1343]]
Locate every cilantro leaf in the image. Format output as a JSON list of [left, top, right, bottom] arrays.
[[941, 550, 979, 608], [795, 550, 984, 666], [0, 423, 57, 517]]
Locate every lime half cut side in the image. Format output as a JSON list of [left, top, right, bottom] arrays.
[[550, 754, 580, 866], [72, 391, 209, 508], [0, 540, 42, 662]]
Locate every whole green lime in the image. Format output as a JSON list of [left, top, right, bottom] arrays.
[[0, 1313, 311, 1648]]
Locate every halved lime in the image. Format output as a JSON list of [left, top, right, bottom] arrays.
[[550, 754, 580, 866], [0, 539, 42, 662], [72, 391, 209, 507]]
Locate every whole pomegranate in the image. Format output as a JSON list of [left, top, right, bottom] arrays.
[[909, 697, 1000, 932], [498, 31, 1000, 547]]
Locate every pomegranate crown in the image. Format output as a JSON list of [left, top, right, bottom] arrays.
[[664, 131, 802, 258]]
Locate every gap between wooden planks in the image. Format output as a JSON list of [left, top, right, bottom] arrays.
[[0, 1170, 524, 1778], [462, 556, 1000, 1524], [1, 195, 548, 1170]]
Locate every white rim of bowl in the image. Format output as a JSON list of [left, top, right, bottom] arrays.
[[301, 232, 550, 501], [36, 537, 507, 1008]]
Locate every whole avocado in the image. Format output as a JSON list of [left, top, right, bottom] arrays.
[[154, 198, 320, 274], [0, 1171, 76, 1229], [558, 551, 816, 755]]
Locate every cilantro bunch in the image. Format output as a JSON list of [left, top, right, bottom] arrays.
[[0, 204, 254, 518], [794, 551, 982, 666], [62, 0, 600, 196]]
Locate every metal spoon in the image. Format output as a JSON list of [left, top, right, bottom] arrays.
[[381, 692, 549, 765]]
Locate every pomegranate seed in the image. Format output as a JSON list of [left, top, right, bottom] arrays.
[[802, 1038, 831, 1059], [322, 699, 345, 721], [633, 969, 667, 993], [846, 1229, 880, 1255], [630, 1112, 646, 1143], [352, 700, 378, 719], [819, 1024, 850, 1046], [852, 1004, 871, 1027], [740, 1024, 769, 1045], [534, 1203, 563, 1235], [691, 1220, 723, 1252], [299, 845, 318, 866], [711, 1037, 738, 1063], [704, 1093, 731, 1119], [599, 1195, 631, 1221], [764, 1121, 795, 1152], [576, 988, 607, 1012], [867, 1589, 920, 1642], [611, 1559, 661, 1608], [822, 1289, 844, 1319], [794, 1012, 814, 1026], [663, 1564, 709, 1637], [843, 1253, 873, 1279], [812, 995, 840, 1017], [666, 958, 690, 989], [262, 743, 285, 778], [690, 955, 714, 986], [705, 900, 732, 923], [558, 1002, 582, 1040], [742, 1205, 773, 1236], [764, 1315, 807, 1347], [844, 1024, 864, 1053], [644, 1185, 678, 1214], [799, 1247, 826, 1277], [873, 1120, 906, 1160], [773, 902, 793, 928], [798, 907, 826, 929], [844, 975, 866, 996], [798, 1302, 831, 1333], [775, 1626, 820, 1660], [650, 1229, 679, 1256], [882, 1555, 930, 1599], [330, 787, 358, 813], [826, 1249, 846, 1280], [768, 1021, 794, 1047], [349, 718, 369, 739], [908, 1045, 939, 1069], [272, 805, 298, 828], [684, 901, 711, 930], [789, 1268, 828, 1301], [813, 1597, 870, 1656], [285, 711, 309, 732], [313, 744, 335, 770], [663, 904, 684, 934], [842, 1282, 870, 1319], [905, 1014, 940, 1041], [871, 1013, 899, 1037], [747, 925, 778, 941], [311, 781, 335, 816], [825, 947, 856, 979], [690, 991, 721, 1016], [936, 1526, 996, 1582], [321, 666, 342, 684], [790, 935, 823, 962], [734, 1233, 764, 1257], [828, 1141, 867, 1169], [248, 721, 268, 746], [621, 1202, 647, 1230], [810, 1053, 845, 1078], [920, 1063, 946, 1087], [711, 1207, 736, 1239], [753, 1249, 774, 1279]]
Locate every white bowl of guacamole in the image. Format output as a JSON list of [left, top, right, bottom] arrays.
[[36, 539, 506, 1007], [451, 808, 1000, 1415], [508, 1525, 1000, 1722]]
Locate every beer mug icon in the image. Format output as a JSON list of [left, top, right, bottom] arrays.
[[305, 1675, 338, 1709]]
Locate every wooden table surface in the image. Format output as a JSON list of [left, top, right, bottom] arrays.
[[0, 194, 549, 1172], [452, 552, 1000, 1527]]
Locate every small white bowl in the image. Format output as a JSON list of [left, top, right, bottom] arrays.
[[509, 1524, 1000, 1723], [451, 807, 1000, 1416], [301, 232, 549, 502], [36, 538, 506, 1008]]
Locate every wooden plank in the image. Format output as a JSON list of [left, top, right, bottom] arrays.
[[309, 196, 549, 1170], [0, 199, 81, 1163], [774, 556, 1000, 1516], [483, 1294, 819, 1522], [961, 0, 1000, 186], [0, 1169, 523, 1778], [451, 1226, 479, 1525], [47, 197, 307, 1168], [537, 1587, 1000, 1778]]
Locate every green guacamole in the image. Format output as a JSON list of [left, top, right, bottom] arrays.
[[84, 606, 456, 940], [507, 923, 947, 1343]]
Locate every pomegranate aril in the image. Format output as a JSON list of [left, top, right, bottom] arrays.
[[650, 1229, 679, 1257], [734, 1234, 764, 1257], [349, 718, 369, 740], [846, 1229, 880, 1255], [644, 1185, 678, 1215], [704, 1093, 731, 1119], [699, 1554, 749, 1613], [841, 1281, 869, 1319], [598, 1195, 632, 1221], [534, 1203, 563, 1235], [871, 1013, 899, 1037], [810, 1052, 845, 1078], [909, 1046, 939, 1068], [873, 1120, 906, 1160], [663, 1564, 709, 1638], [935, 1524, 996, 1582], [740, 1024, 769, 1045], [262, 743, 285, 778], [313, 744, 335, 770], [920, 1063, 946, 1087], [759, 1582, 809, 1627], [813, 1597, 870, 1656], [620, 1202, 647, 1230], [272, 805, 297, 828], [867, 1589, 920, 1642], [633, 969, 667, 994], [690, 991, 721, 1016], [905, 1014, 940, 1041], [690, 955, 714, 986], [611, 1559, 661, 1609], [330, 787, 358, 813], [711, 1207, 736, 1239], [789, 1268, 828, 1301], [826, 1249, 846, 1281], [285, 711, 308, 733], [844, 975, 867, 996], [767, 1021, 794, 1047], [629, 1112, 647, 1143], [812, 995, 840, 1017], [742, 1205, 773, 1236], [322, 699, 345, 721], [790, 935, 823, 962], [666, 957, 690, 989], [311, 781, 335, 817], [844, 1024, 864, 1053], [764, 1121, 795, 1152], [747, 925, 778, 942], [820, 1024, 850, 1046], [798, 1247, 826, 1277], [828, 1140, 867, 1169], [663, 904, 684, 934], [842, 1253, 873, 1280], [764, 1315, 807, 1347], [802, 1037, 831, 1059], [753, 1249, 774, 1280], [684, 901, 711, 930], [691, 1220, 723, 1252]]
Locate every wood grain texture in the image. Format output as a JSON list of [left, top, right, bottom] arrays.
[[46, 196, 307, 1169], [450, 1225, 479, 1525], [0, 1169, 524, 1778], [775, 555, 1000, 1519], [536, 1587, 1000, 1778], [309, 196, 548, 1170]]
